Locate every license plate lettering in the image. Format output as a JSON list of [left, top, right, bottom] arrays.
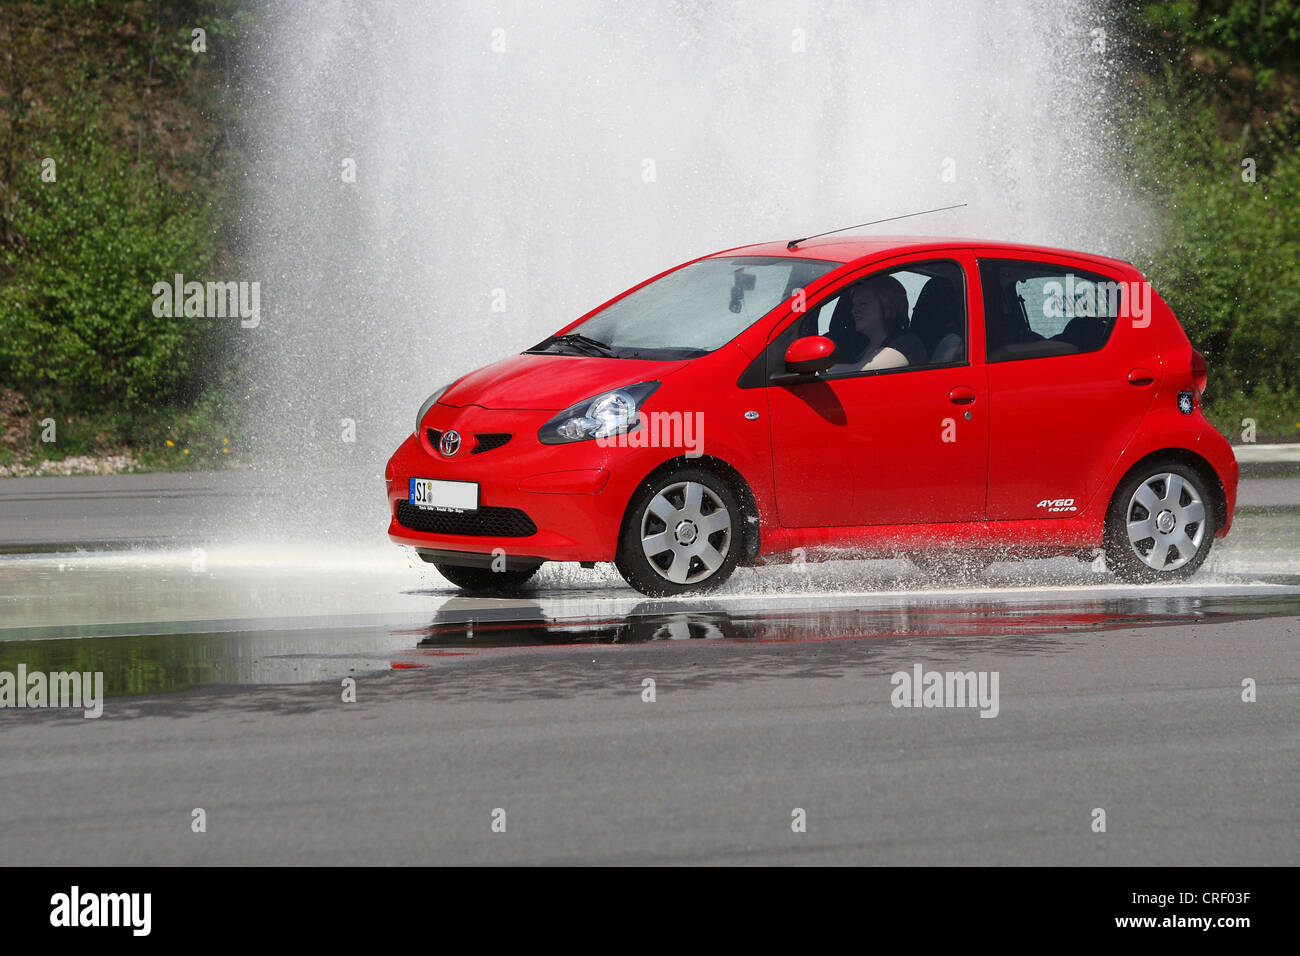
[[408, 478, 478, 512]]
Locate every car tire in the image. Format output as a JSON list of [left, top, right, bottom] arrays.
[[1104, 461, 1216, 583], [615, 466, 742, 597], [434, 563, 540, 593]]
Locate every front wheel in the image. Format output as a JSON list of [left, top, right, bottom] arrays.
[[615, 467, 742, 597], [433, 563, 539, 593], [1104, 462, 1215, 582]]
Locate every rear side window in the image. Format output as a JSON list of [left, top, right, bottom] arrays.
[[980, 259, 1120, 362]]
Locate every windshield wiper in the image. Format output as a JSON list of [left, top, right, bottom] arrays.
[[550, 333, 617, 357]]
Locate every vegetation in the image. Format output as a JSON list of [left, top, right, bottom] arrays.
[[1119, 0, 1300, 439], [0, 0, 247, 471], [0, 1, 1296, 470]]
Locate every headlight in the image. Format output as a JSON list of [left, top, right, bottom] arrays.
[[538, 382, 661, 444], [415, 383, 452, 435]]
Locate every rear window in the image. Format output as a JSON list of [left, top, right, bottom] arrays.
[[980, 259, 1120, 362]]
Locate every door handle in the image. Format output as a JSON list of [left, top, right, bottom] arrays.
[[948, 386, 976, 405], [1127, 367, 1155, 386]]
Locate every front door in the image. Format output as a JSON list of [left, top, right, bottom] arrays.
[[766, 252, 989, 528]]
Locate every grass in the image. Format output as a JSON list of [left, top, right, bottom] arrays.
[[0, 386, 243, 474]]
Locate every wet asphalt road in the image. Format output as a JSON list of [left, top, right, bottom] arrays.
[[0, 472, 1297, 864], [1, 614, 1296, 865]]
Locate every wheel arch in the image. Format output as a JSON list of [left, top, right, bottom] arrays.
[[1109, 448, 1228, 533], [623, 454, 762, 566]]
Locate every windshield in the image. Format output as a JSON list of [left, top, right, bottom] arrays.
[[532, 256, 842, 359]]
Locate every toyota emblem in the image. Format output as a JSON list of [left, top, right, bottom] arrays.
[[440, 429, 462, 456]]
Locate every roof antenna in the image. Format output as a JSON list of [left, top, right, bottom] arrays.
[[787, 203, 968, 250]]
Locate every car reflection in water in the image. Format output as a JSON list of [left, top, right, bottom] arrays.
[[411, 590, 1300, 651]]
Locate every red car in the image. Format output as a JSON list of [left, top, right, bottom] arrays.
[[386, 235, 1237, 596]]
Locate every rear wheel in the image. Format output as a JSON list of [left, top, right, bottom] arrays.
[[615, 466, 741, 597], [1104, 461, 1215, 582], [433, 563, 539, 593]]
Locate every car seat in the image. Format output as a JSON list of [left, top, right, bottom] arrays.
[[1004, 285, 1045, 343], [910, 277, 964, 364], [1052, 315, 1107, 352]]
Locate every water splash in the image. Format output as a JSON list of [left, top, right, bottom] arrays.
[[239, 0, 1140, 538]]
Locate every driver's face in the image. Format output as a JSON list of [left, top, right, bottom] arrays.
[[851, 287, 885, 335]]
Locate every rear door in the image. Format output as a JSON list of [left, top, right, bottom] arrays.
[[766, 250, 989, 528], [977, 253, 1159, 520]]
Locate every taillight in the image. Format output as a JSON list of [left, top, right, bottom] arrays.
[[1191, 350, 1207, 396]]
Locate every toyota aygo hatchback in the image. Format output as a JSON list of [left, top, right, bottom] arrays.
[[385, 236, 1238, 596]]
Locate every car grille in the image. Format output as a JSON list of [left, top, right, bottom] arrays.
[[472, 433, 512, 454], [395, 500, 538, 537], [426, 428, 513, 455]]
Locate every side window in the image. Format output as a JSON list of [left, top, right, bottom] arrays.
[[813, 296, 839, 336], [980, 259, 1120, 363], [801, 261, 967, 374]]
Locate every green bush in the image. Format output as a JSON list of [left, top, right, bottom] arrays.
[[0, 123, 224, 414], [1143, 150, 1299, 400], [1203, 384, 1300, 442], [1121, 76, 1299, 430], [1137, 0, 1300, 84]]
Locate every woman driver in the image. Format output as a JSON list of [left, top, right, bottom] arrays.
[[845, 274, 927, 370]]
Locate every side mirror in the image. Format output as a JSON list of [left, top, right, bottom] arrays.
[[784, 335, 837, 374]]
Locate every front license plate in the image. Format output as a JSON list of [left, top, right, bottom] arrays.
[[409, 478, 478, 512]]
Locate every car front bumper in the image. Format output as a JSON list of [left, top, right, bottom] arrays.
[[384, 404, 639, 563]]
